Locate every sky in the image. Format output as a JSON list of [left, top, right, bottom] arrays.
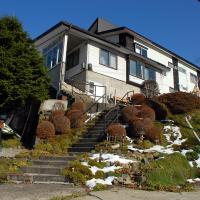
[[0, 0, 200, 66]]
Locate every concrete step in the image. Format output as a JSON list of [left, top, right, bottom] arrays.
[[31, 160, 69, 167], [8, 173, 68, 183], [71, 142, 98, 148], [68, 146, 94, 153], [21, 166, 62, 175], [78, 137, 99, 143], [39, 156, 76, 161]]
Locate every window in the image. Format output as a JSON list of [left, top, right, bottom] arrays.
[[144, 67, 156, 81], [99, 49, 109, 66], [43, 42, 63, 69], [99, 49, 117, 69], [129, 59, 156, 80], [129, 60, 143, 78], [190, 73, 197, 84], [135, 44, 148, 57], [66, 49, 80, 70]]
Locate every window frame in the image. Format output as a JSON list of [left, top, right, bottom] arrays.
[[190, 73, 197, 84], [129, 59, 156, 81], [135, 43, 148, 58], [99, 49, 118, 70], [43, 42, 63, 69]]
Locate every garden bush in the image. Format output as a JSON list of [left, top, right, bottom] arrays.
[[71, 101, 86, 113], [129, 117, 153, 137], [51, 110, 65, 120], [62, 160, 93, 184], [143, 139, 154, 149], [137, 105, 156, 121], [52, 115, 71, 135], [94, 170, 105, 179], [193, 145, 200, 154], [88, 159, 107, 168], [36, 121, 55, 139], [143, 153, 193, 188], [145, 126, 162, 143], [106, 123, 126, 142], [145, 98, 169, 120], [130, 93, 145, 105], [2, 137, 21, 148], [185, 151, 199, 161], [66, 109, 85, 128], [121, 105, 140, 122], [157, 92, 200, 114]]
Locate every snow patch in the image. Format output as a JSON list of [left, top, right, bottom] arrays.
[[86, 176, 115, 188]]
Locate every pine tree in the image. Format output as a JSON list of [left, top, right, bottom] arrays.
[[0, 16, 49, 112]]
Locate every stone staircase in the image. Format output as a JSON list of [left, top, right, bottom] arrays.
[[8, 107, 121, 184], [68, 107, 120, 153], [8, 155, 77, 184]]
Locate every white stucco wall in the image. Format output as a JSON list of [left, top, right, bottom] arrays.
[[178, 61, 197, 92], [87, 43, 127, 82]]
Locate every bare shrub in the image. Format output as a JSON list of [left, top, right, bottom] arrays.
[[52, 115, 71, 135], [36, 121, 55, 139], [106, 123, 126, 142]]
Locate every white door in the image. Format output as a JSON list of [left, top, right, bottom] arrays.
[[88, 81, 105, 102]]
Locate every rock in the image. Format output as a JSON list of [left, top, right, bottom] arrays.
[[116, 174, 133, 185], [111, 144, 120, 150]]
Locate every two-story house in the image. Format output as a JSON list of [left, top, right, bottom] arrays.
[[34, 18, 200, 100]]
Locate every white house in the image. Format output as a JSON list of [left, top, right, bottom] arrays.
[[34, 18, 200, 100]]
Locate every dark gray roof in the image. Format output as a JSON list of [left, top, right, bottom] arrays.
[[88, 18, 118, 33]]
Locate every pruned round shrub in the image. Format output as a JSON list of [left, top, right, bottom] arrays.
[[137, 105, 156, 121], [50, 110, 65, 120], [157, 92, 200, 114], [143, 140, 154, 149], [185, 151, 199, 161], [131, 93, 145, 105], [71, 101, 86, 113], [145, 126, 162, 143], [129, 117, 153, 137], [36, 121, 55, 139], [52, 115, 71, 135], [145, 98, 169, 120], [121, 105, 140, 123], [95, 170, 105, 179], [66, 109, 85, 128], [106, 123, 126, 142]]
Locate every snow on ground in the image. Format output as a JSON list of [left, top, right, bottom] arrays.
[[86, 176, 115, 189], [90, 153, 137, 164], [187, 178, 200, 183], [83, 153, 136, 189], [128, 123, 200, 168], [128, 124, 187, 155]]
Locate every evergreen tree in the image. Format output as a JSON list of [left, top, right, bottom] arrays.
[[0, 16, 49, 112]]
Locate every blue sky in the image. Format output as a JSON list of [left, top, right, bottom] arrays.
[[0, 0, 200, 66]]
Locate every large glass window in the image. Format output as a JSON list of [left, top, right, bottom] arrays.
[[99, 49, 109, 66], [66, 49, 80, 70], [129, 60, 156, 80], [129, 60, 143, 78], [144, 67, 156, 80], [99, 49, 117, 69], [43, 42, 63, 69]]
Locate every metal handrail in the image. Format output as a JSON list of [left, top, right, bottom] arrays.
[[70, 93, 107, 128], [103, 90, 134, 133]]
